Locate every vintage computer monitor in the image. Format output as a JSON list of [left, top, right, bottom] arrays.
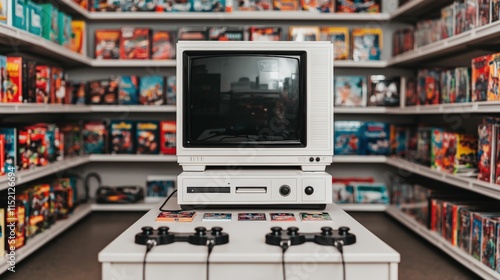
[[176, 41, 334, 209]]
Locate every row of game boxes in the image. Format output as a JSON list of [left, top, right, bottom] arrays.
[[95, 26, 382, 61], [477, 120, 500, 183], [390, 182, 500, 273], [1, 1, 85, 55], [331, 177, 389, 204], [0, 120, 177, 175], [334, 75, 400, 107], [393, 0, 500, 55], [72, 75, 176, 106], [1, 177, 82, 253], [83, 0, 381, 13], [405, 67, 472, 106]]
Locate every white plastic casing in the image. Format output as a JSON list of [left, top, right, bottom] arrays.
[[176, 41, 334, 171]]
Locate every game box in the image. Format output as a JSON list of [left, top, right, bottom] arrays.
[[209, 27, 244, 41], [472, 55, 491, 102], [335, 0, 380, 13], [238, 0, 272, 10], [334, 75, 367, 107], [110, 120, 134, 154], [166, 75, 176, 105], [5, 57, 23, 103], [368, 76, 400, 107], [455, 67, 470, 103], [487, 53, 500, 101], [40, 3, 58, 43], [83, 121, 108, 154], [0, 128, 16, 175], [95, 30, 121, 60], [249, 27, 282, 41], [136, 121, 160, 154], [289, 26, 320, 41], [178, 27, 209, 41], [118, 76, 139, 105], [352, 28, 382, 61], [145, 175, 176, 202], [320, 27, 348, 60], [364, 122, 390, 155], [120, 27, 150, 60], [140, 76, 165, 105], [334, 121, 364, 155], [478, 124, 495, 182], [273, 0, 299, 10], [160, 121, 176, 155], [35, 65, 50, 103], [71, 21, 86, 55], [190, 0, 225, 12], [152, 31, 176, 59]]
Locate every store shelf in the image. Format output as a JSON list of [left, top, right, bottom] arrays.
[[385, 157, 500, 201], [0, 203, 92, 274], [334, 60, 389, 68], [0, 157, 90, 191], [390, 0, 453, 21], [89, 154, 177, 162], [0, 23, 90, 66], [88, 11, 389, 21], [338, 204, 387, 211], [91, 201, 158, 211], [58, 0, 91, 17], [332, 155, 388, 163], [386, 205, 500, 280], [334, 107, 389, 114], [88, 105, 176, 113], [388, 20, 500, 66], [90, 59, 177, 67]]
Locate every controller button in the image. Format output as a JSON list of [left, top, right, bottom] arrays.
[[279, 185, 291, 196], [142, 226, 154, 235], [304, 186, 314, 195], [195, 227, 207, 236], [271, 227, 282, 235], [338, 226, 350, 236], [321, 227, 333, 236], [287, 227, 299, 235], [212, 227, 223, 235], [158, 226, 169, 235]]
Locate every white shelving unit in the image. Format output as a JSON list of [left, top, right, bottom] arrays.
[[0, 157, 91, 191], [0, 203, 92, 274], [59, 0, 91, 17], [0, 104, 176, 114], [90, 59, 177, 67], [88, 105, 176, 113], [386, 205, 500, 280], [91, 201, 158, 211], [89, 154, 177, 162], [339, 204, 387, 211], [332, 155, 387, 163], [389, 0, 453, 20]]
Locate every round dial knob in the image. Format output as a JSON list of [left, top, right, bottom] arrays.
[[271, 227, 282, 236], [195, 227, 207, 236], [305, 186, 314, 195], [338, 226, 350, 236], [158, 226, 169, 235], [211, 227, 223, 235], [279, 185, 291, 196], [142, 226, 154, 235], [321, 227, 333, 236], [287, 227, 299, 236]]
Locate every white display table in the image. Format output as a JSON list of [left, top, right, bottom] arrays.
[[99, 199, 400, 280]]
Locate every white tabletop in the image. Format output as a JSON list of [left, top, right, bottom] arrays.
[[98, 198, 400, 265]]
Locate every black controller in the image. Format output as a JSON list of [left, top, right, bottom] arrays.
[[135, 226, 229, 246], [265, 226, 356, 247]]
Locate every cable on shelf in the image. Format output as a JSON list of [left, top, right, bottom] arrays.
[[158, 189, 179, 212], [335, 241, 346, 280], [143, 239, 156, 280], [280, 240, 290, 280], [206, 239, 215, 280]]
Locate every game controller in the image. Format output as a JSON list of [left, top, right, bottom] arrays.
[[265, 226, 356, 247], [135, 226, 229, 246]]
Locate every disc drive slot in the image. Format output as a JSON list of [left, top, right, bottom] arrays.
[[236, 187, 267, 194]]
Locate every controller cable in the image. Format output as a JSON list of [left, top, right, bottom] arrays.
[[143, 239, 157, 280], [158, 189, 179, 212], [280, 240, 290, 280], [334, 241, 346, 280], [206, 240, 215, 280]]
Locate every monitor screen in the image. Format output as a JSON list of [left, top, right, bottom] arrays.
[[183, 52, 306, 147]]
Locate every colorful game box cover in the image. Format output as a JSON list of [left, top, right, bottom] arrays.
[[117, 75, 139, 105], [105, 76, 119, 105], [110, 121, 134, 154], [40, 3, 58, 43], [352, 183, 388, 204], [440, 70, 449, 103], [140, 76, 165, 105], [471, 212, 500, 260], [289, 26, 320, 41], [478, 0, 491, 26], [83, 121, 107, 154], [455, 67, 470, 103], [472, 55, 490, 102], [368, 76, 400, 107], [394, 126, 408, 158], [73, 0, 88, 9], [0, 208, 4, 256], [0, 55, 5, 101], [332, 183, 355, 203], [4, 57, 23, 103], [35, 65, 50, 103], [478, 124, 495, 182], [156, 0, 192, 12], [481, 216, 499, 269], [249, 27, 282, 41], [405, 79, 417, 106], [86, 80, 108, 104], [71, 82, 86, 105], [160, 121, 176, 155], [496, 124, 500, 184], [209, 27, 244, 41], [95, 30, 121, 60], [136, 121, 160, 154], [156, 211, 196, 222], [300, 212, 332, 221], [71, 20, 86, 55], [166, 75, 176, 105], [417, 126, 431, 166], [416, 69, 427, 105], [202, 213, 232, 221], [134, 0, 157, 11], [487, 53, 500, 101], [43, 124, 60, 162], [466, 0, 478, 29], [270, 213, 296, 221], [441, 5, 454, 39], [335, 0, 380, 13], [352, 28, 382, 61], [425, 69, 441, 105], [9, 195, 27, 249], [364, 122, 390, 156], [273, 0, 299, 10], [27, 184, 52, 237], [145, 175, 176, 202], [27, 1, 42, 36], [120, 27, 150, 60], [90, 0, 121, 11], [60, 123, 82, 157], [238, 0, 272, 10], [334, 75, 367, 106], [12, 0, 26, 30], [178, 27, 208, 41], [334, 121, 364, 155], [22, 59, 36, 104], [497, 222, 500, 273], [190, 0, 225, 11], [457, 206, 474, 253], [50, 67, 65, 104], [431, 128, 444, 171], [238, 213, 266, 221], [58, 12, 72, 49], [307, 0, 334, 12], [446, 69, 457, 103], [0, 128, 16, 175], [493, 0, 500, 22], [52, 178, 74, 219], [319, 27, 348, 60], [454, 134, 477, 175], [152, 31, 176, 59]]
